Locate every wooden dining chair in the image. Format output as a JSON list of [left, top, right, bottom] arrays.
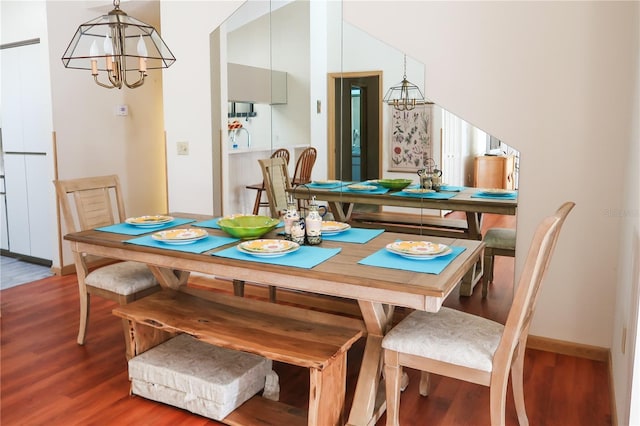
[[246, 148, 290, 215], [292, 146, 317, 186], [259, 156, 292, 219], [483, 227, 517, 297], [382, 201, 575, 426], [54, 175, 159, 351]]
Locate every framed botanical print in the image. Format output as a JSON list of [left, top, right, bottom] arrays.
[[388, 104, 433, 171]]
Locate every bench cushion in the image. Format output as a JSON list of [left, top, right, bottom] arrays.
[[483, 228, 516, 250], [129, 334, 272, 420]]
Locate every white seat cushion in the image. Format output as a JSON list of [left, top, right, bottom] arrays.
[[382, 307, 504, 372], [84, 261, 156, 296], [129, 334, 272, 420]]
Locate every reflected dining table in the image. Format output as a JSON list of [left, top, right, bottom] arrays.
[[292, 184, 518, 241], [64, 213, 484, 426]]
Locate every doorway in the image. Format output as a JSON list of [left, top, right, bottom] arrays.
[[328, 72, 383, 181]]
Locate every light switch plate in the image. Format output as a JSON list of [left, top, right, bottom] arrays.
[[177, 141, 189, 155]]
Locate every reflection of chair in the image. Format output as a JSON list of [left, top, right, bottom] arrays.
[[482, 227, 517, 298], [246, 148, 290, 215], [259, 156, 292, 218], [54, 175, 159, 351], [292, 146, 317, 186], [382, 202, 575, 426]]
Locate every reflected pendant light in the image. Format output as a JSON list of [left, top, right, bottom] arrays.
[[61, 0, 176, 89], [383, 54, 426, 111]]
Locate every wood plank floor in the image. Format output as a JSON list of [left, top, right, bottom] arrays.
[[0, 214, 612, 425]]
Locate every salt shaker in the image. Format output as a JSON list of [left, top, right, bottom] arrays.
[[290, 218, 306, 245], [305, 198, 322, 245], [282, 196, 299, 241]]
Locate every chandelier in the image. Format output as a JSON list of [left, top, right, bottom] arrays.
[[61, 0, 176, 89], [383, 54, 426, 111]]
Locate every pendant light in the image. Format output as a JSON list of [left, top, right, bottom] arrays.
[[383, 54, 426, 111], [61, 0, 175, 89]]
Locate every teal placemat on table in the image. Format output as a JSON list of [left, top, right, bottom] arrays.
[[330, 185, 389, 194], [439, 185, 466, 192], [389, 191, 457, 200], [306, 181, 351, 190], [95, 217, 196, 236], [125, 235, 239, 253], [322, 228, 384, 244], [193, 217, 284, 229], [213, 245, 341, 269], [358, 245, 466, 275], [471, 191, 517, 200]]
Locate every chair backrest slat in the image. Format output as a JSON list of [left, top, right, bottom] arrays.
[[259, 157, 292, 218], [54, 175, 126, 234]]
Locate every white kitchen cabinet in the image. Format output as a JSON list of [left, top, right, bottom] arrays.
[[3, 153, 53, 260]]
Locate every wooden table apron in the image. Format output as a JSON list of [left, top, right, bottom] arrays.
[[292, 187, 517, 240], [65, 222, 484, 426]]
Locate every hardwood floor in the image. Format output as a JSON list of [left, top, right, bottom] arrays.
[[0, 214, 612, 425]]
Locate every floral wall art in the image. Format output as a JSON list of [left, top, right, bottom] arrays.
[[389, 104, 433, 171]]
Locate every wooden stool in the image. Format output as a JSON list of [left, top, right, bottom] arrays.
[[482, 228, 516, 298]]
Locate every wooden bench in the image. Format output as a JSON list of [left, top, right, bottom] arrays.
[[113, 288, 365, 426], [350, 211, 470, 239]]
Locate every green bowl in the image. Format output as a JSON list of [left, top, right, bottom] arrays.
[[217, 215, 280, 239], [377, 179, 413, 190]]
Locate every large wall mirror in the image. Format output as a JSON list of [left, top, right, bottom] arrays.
[[215, 0, 519, 217]]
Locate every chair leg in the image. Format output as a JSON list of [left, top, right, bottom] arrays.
[[489, 371, 509, 426], [511, 343, 530, 426], [77, 290, 90, 345], [268, 285, 277, 302], [384, 350, 402, 426], [252, 188, 263, 215], [419, 371, 431, 396], [483, 249, 495, 298]]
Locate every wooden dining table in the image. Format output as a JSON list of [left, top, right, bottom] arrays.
[[292, 185, 517, 240], [64, 214, 484, 426]]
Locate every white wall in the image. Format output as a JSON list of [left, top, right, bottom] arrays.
[[45, 1, 168, 269], [343, 1, 639, 423]]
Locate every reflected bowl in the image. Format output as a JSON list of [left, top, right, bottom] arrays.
[[377, 179, 413, 190], [217, 215, 280, 240]]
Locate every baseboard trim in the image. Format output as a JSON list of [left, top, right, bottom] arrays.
[[526, 335, 609, 362]]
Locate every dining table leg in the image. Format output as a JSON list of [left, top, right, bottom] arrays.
[[347, 300, 395, 426], [327, 201, 354, 223], [147, 266, 190, 290], [466, 212, 483, 240]]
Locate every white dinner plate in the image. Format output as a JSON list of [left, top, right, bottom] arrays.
[[386, 246, 453, 260], [126, 215, 174, 227], [151, 228, 208, 245], [237, 239, 300, 257], [386, 241, 450, 256], [402, 188, 435, 194], [321, 221, 351, 235], [347, 184, 377, 192]]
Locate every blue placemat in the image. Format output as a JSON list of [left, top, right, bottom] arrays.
[[95, 217, 196, 236], [125, 235, 239, 253], [389, 191, 457, 200], [306, 181, 350, 190], [212, 245, 341, 269], [358, 245, 466, 275], [471, 191, 517, 200], [439, 185, 466, 192], [193, 217, 284, 229], [330, 185, 389, 194], [322, 228, 384, 244]]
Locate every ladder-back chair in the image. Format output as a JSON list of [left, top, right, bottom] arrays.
[[246, 148, 290, 215], [382, 202, 575, 426], [259, 156, 292, 219], [54, 175, 159, 352]]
